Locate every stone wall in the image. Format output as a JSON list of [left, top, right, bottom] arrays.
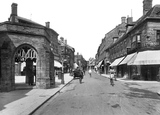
[[0, 36, 15, 91], [0, 22, 58, 91]]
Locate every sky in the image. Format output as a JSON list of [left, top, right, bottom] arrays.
[[0, 0, 159, 60]]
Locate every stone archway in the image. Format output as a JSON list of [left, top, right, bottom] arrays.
[[14, 44, 37, 87]]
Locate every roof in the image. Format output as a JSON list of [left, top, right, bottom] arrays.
[[16, 16, 42, 26], [59, 40, 75, 51], [10, 16, 59, 35], [108, 5, 160, 49], [130, 5, 160, 32]]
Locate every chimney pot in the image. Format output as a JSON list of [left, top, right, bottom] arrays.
[[10, 3, 18, 22], [11, 3, 17, 16], [45, 22, 50, 28]]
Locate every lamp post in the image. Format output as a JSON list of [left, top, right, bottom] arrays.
[[61, 57, 65, 84]]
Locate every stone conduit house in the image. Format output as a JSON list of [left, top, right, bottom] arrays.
[[96, 0, 160, 81], [0, 3, 59, 91]]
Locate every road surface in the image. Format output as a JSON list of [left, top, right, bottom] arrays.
[[32, 72, 160, 115]]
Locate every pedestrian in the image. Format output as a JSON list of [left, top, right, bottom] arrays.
[[89, 68, 92, 77], [109, 67, 115, 86]]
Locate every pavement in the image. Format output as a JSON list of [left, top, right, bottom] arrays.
[[101, 74, 160, 96], [0, 73, 73, 115]]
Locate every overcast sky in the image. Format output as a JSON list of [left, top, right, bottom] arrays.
[[0, 0, 159, 60]]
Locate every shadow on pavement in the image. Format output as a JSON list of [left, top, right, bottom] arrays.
[[0, 89, 31, 111], [0, 81, 66, 111]]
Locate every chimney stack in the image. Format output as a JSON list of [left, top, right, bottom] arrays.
[[143, 0, 152, 15], [121, 17, 126, 23], [126, 17, 134, 33], [127, 17, 133, 24], [64, 39, 67, 44], [11, 3, 17, 16], [45, 22, 50, 28], [60, 37, 64, 42], [10, 3, 18, 22]]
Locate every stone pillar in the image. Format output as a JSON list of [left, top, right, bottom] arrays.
[[36, 49, 50, 89], [50, 52, 55, 86], [1, 49, 14, 91]]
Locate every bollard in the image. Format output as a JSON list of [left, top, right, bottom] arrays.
[[61, 72, 65, 84]]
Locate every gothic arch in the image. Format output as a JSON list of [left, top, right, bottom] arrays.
[[13, 44, 38, 87]]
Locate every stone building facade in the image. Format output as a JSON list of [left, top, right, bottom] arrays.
[[0, 3, 59, 91], [59, 37, 75, 73], [96, 17, 126, 74], [109, 0, 160, 80], [96, 0, 160, 81], [75, 53, 87, 71]]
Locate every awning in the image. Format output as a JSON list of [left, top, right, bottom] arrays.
[[119, 53, 137, 65], [110, 56, 125, 67], [128, 50, 160, 65], [54, 60, 62, 68], [97, 60, 103, 67], [74, 63, 78, 69]]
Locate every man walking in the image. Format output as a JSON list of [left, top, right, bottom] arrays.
[[89, 68, 92, 77]]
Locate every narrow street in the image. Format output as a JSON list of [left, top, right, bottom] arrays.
[[32, 72, 160, 115]]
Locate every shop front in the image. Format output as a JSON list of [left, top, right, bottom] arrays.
[[128, 50, 160, 81], [110, 56, 125, 78], [97, 60, 104, 74], [118, 52, 137, 79]]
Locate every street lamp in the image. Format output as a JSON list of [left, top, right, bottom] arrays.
[[61, 56, 65, 84]]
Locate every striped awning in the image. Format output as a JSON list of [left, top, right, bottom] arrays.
[[54, 60, 62, 68], [119, 53, 137, 65], [110, 56, 125, 67], [97, 60, 103, 67], [128, 50, 160, 65]]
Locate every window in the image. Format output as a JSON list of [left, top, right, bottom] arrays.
[[131, 34, 141, 49], [137, 35, 141, 43], [156, 30, 160, 45], [131, 36, 136, 49], [132, 36, 136, 42], [113, 37, 118, 43]]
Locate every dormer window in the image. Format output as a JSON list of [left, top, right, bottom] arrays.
[[113, 37, 118, 43]]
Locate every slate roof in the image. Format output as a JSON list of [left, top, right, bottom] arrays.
[[109, 5, 160, 49], [130, 5, 160, 32], [16, 16, 42, 26]]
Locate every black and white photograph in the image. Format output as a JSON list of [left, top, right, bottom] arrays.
[[0, 0, 160, 115]]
